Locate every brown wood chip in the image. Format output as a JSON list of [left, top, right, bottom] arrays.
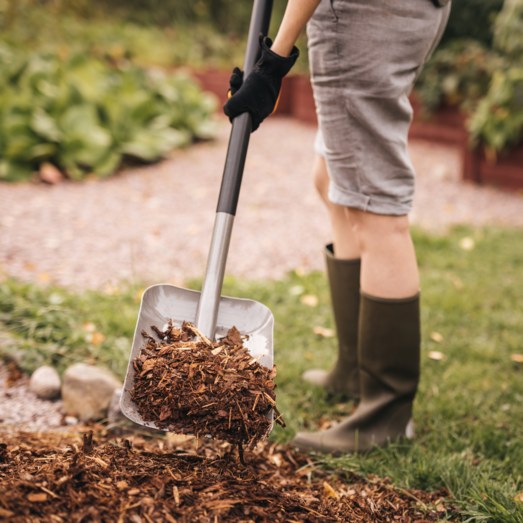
[[0, 430, 459, 522], [130, 321, 283, 446]]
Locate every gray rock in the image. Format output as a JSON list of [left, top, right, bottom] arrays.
[[107, 389, 157, 435], [29, 366, 61, 400], [62, 364, 122, 421]]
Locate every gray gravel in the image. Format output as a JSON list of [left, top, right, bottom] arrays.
[[0, 116, 522, 291], [0, 361, 67, 431]]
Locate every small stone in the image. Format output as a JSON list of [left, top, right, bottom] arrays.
[[62, 364, 122, 421], [29, 366, 61, 400]]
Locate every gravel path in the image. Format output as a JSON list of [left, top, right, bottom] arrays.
[[1, 116, 522, 291]]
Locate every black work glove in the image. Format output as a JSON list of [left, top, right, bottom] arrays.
[[223, 36, 299, 132]]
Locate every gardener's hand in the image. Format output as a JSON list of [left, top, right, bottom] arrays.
[[223, 36, 299, 132]]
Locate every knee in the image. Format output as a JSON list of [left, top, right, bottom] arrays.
[[347, 210, 411, 246]]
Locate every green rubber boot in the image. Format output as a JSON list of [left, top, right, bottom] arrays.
[[302, 244, 361, 399], [293, 291, 420, 454]]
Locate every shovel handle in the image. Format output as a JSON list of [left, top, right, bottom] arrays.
[[195, 0, 274, 340], [217, 0, 274, 216]]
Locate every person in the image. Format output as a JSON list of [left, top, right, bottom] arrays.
[[224, 0, 451, 453]]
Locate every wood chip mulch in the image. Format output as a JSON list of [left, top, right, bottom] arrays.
[[131, 322, 284, 447], [0, 429, 458, 522]]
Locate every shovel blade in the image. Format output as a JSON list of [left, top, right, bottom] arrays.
[[120, 284, 274, 431]]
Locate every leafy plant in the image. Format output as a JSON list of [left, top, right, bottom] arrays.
[[466, 0, 523, 155], [468, 68, 523, 155], [439, 0, 504, 47], [493, 0, 523, 59], [414, 39, 504, 114], [0, 46, 217, 182], [416, 0, 523, 155]]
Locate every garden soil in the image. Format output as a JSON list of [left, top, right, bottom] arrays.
[[0, 429, 458, 522]]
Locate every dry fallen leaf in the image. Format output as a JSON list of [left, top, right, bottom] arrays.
[[166, 434, 194, 444], [27, 492, 47, 502], [514, 492, 523, 503], [39, 162, 64, 184], [313, 326, 335, 338], [116, 481, 128, 490], [269, 453, 282, 467], [318, 417, 333, 430], [91, 332, 106, 346], [6, 361, 23, 388], [511, 354, 523, 363], [451, 275, 464, 290], [301, 294, 318, 307], [459, 237, 475, 251], [428, 351, 446, 361], [430, 332, 443, 343], [82, 322, 96, 333], [295, 267, 307, 277], [323, 482, 339, 499]]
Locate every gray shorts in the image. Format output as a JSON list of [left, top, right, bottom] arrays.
[[308, 0, 451, 215]]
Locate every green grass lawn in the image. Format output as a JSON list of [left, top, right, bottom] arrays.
[[1, 225, 523, 521]]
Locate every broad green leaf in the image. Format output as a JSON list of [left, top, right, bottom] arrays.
[[0, 160, 33, 182], [30, 108, 62, 142], [93, 151, 122, 177]]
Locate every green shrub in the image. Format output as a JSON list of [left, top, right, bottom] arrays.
[[467, 0, 523, 154], [0, 46, 217, 182], [42, 0, 504, 47], [416, 0, 523, 154], [493, 0, 523, 59], [414, 39, 504, 114], [439, 0, 504, 47], [468, 68, 523, 155], [46, 0, 287, 36]]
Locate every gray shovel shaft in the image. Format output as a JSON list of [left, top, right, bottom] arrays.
[[194, 212, 234, 339], [194, 0, 273, 340]]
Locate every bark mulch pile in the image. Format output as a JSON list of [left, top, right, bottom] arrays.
[[131, 321, 284, 446], [0, 429, 458, 523]]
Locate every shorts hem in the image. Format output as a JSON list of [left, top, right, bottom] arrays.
[[328, 182, 412, 216]]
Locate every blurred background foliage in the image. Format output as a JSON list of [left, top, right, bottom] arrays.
[[0, 46, 217, 182], [0, 0, 522, 180]]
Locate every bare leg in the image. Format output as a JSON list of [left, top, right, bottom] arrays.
[[313, 155, 359, 259], [347, 208, 419, 299], [313, 154, 418, 298]]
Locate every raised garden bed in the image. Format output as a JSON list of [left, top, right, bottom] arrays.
[[463, 144, 523, 190]]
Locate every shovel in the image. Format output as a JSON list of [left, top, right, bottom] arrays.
[[120, 0, 276, 432]]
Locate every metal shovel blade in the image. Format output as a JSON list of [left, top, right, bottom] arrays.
[[120, 283, 274, 431]]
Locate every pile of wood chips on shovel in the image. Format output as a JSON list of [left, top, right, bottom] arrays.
[[130, 321, 284, 449], [0, 430, 458, 522]]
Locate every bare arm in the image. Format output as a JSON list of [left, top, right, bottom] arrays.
[[271, 0, 322, 56]]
